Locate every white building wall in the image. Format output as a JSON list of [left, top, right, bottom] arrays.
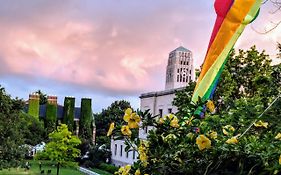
[[110, 46, 193, 166], [110, 139, 138, 167]]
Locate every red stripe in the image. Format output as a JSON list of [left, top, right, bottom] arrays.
[[207, 0, 234, 51]]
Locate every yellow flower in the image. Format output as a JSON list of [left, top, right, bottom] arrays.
[[123, 108, 141, 128], [107, 122, 115, 137], [223, 125, 235, 135], [140, 152, 148, 162], [141, 140, 149, 148], [124, 165, 131, 171], [275, 133, 281, 140], [135, 169, 141, 175], [159, 117, 165, 124], [121, 125, 132, 136], [209, 131, 217, 139], [206, 100, 215, 112], [170, 117, 180, 128], [253, 120, 268, 128], [196, 135, 211, 150], [279, 155, 281, 165], [226, 137, 238, 144], [168, 114, 175, 120], [116, 165, 131, 175]]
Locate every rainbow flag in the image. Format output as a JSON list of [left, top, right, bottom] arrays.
[[192, 0, 262, 103]]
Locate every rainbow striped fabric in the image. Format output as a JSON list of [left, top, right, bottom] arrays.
[[192, 0, 262, 103]]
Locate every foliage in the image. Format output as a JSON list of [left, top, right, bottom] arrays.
[[0, 86, 28, 169], [34, 90, 48, 105], [28, 98, 39, 118], [35, 124, 81, 175], [63, 97, 75, 132], [79, 98, 93, 141], [86, 145, 111, 167], [36, 124, 81, 165], [109, 46, 281, 175], [95, 100, 131, 147], [45, 102, 57, 134], [20, 112, 46, 145], [98, 163, 118, 174]]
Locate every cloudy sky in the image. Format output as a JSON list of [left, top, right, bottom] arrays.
[[0, 0, 280, 112]]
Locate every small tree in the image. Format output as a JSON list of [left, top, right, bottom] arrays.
[[36, 124, 81, 175]]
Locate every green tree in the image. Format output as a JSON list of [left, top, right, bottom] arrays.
[[45, 101, 58, 134], [36, 124, 81, 175], [62, 97, 75, 132], [35, 90, 47, 105], [109, 46, 281, 175], [0, 86, 26, 169], [20, 112, 46, 145], [79, 98, 93, 140], [95, 100, 131, 146]]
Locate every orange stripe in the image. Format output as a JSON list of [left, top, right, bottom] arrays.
[[195, 0, 256, 90]]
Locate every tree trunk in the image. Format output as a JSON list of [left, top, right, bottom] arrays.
[[56, 162, 60, 175]]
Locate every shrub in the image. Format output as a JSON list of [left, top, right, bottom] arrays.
[[98, 163, 118, 174]]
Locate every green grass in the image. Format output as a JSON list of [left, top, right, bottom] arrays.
[[0, 160, 84, 175], [90, 168, 113, 175]]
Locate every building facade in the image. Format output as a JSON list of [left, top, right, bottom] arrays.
[[110, 46, 194, 166]]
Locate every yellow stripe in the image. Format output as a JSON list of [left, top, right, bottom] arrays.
[[192, 0, 261, 102], [195, 0, 256, 90]]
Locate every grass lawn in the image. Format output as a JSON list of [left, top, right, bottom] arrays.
[[0, 160, 84, 175], [90, 168, 113, 175]]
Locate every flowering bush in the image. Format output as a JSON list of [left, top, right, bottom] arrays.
[[107, 47, 281, 174], [107, 96, 281, 175]]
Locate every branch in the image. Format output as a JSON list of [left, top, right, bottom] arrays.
[[251, 21, 281, 34]]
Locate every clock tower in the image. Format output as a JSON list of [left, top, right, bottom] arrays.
[[165, 46, 194, 90]]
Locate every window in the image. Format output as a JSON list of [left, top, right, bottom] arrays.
[[159, 109, 163, 117], [177, 75, 179, 82], [114, 144, 117, 156], [168, 108, 172, 114], [126, 151, 129, 158], [145, 126, 148, 133], [120, 145, 123, 157], [133, 150, 136, 159]]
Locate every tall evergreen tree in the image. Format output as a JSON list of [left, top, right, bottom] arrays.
[[79, 98, 93, 141], [45, 101, 57, 134], [62, 97, 75, 132]]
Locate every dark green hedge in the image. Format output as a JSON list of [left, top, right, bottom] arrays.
[[63, 97, 75, 131], [28, 99, 39, 118], [45, 102, 57, 133], [79, 98, 92, 140]]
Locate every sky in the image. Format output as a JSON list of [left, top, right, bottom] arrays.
[[0, 0, 280, 112]]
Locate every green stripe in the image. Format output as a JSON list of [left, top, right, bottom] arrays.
[[192, 0, 261, 103]]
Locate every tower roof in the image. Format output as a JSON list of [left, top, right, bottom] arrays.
[[172, 46, 190, 52]]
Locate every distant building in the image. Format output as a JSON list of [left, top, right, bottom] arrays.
[[110, 46, 195, 166]]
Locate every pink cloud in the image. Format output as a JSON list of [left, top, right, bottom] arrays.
[[0, 0, 280, 96]]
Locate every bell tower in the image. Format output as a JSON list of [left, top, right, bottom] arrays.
[[165, 46, 194, 90]]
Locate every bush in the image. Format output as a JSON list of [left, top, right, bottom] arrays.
[[98, 163, 118, 174]]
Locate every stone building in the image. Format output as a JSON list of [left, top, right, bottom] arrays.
[[110, 46, 195, 166]]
